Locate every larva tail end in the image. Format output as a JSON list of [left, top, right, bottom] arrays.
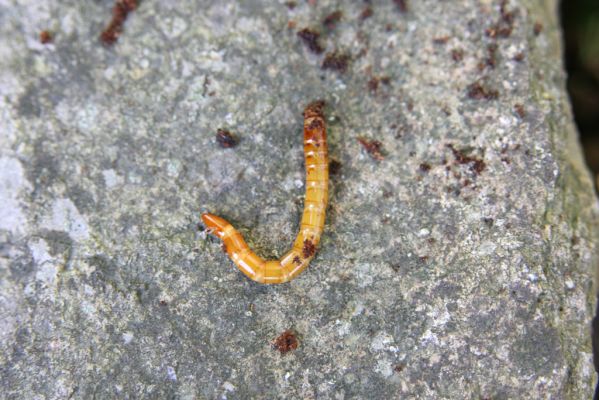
[[201, 213, 229, 237], [304, 100, 325, 119]]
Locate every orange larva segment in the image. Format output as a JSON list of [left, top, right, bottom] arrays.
[[201, 213, 230, 238], [305, 189, 327, 204], [233, 249, 264, 278], [224, 230, 250, 252], [306, 165, 328, 182], [201, 100, 328, 284], [263, 260, 288, 284], [300, 213, 326, 232], [305, 183, 328, 201]]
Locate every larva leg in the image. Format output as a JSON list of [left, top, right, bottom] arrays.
[[201, 100, 328, 284]]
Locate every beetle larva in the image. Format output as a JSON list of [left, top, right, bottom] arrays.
[[202, 101, 328, 284]]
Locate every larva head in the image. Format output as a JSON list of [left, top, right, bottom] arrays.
[[201, 213, 229, 238]]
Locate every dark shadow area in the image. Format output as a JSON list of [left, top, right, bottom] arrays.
[[561, 0, 599, 186]]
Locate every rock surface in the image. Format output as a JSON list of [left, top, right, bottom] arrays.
[[0, 0, 597, 398]]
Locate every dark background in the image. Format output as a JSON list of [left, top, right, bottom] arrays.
[[561, 0, 599, 188]]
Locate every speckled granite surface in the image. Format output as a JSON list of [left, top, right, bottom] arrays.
[[0, 0, 597, 398]]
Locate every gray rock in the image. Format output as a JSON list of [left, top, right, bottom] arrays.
[[0, 0, 597, 398]]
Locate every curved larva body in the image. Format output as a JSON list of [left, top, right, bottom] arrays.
[[201, 101, 328, 284]]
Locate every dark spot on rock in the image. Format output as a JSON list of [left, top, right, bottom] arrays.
[[482, 217, 494, 227], [286, 1, 297, 9], [368, 76, 390, 93], [433, 36, 449, 45], [485, 43, 498, 69], [485, 0, 517, 39], [419, 163, 431, 172], [273, 330, 299, 354], [368, 77, 380, 92], [40, 31, 52, 44], [323, 10, 343, 29], [447, 144, 486, 175], [466, 82, 499, 100], [216, 129, 238, 148], [297, 28, 324, 54], [394, 363, 406, 372], [100, 0, 137, 45], [393, 0, 408, 13], [360, 6, 373, 21], [514, 103, 526, 118], [451, 48, 464, 62], [389, 263, 401, 272], [322, 51, 350, 73], [357, 137, 385, 160], [533, 22, 543, 36]]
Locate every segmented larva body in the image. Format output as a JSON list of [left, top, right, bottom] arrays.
[[202, 101, 328, 284]]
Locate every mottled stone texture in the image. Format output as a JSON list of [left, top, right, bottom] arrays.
[[0, 0, 597, 399]]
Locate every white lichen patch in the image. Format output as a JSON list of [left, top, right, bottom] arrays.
[[159, 16, 189, 39], [102, 169, 122, 189], [420, 329, 439, 346], [355, 263, 375, 287], [370, 331, 394, 352], [42, 198, 89, 241], [28, 238, 58, 285], [429, 305, 451, 328], [166, 365, 177, 381], [0, 157, 30, 235], [28, 238, 52, 265], [122, 331, 134, 344], [374, 358, 394, 378]]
